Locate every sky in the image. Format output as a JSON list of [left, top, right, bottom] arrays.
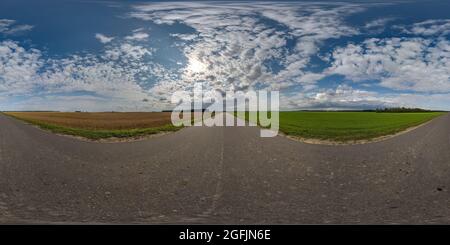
[[0, 0, 450, 111]]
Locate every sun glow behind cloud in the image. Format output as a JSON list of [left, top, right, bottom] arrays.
[[186, 57, 207, 74]]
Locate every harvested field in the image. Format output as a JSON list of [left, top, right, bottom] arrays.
[[4, 112, 173, 130], [3, 112, 181, 140]]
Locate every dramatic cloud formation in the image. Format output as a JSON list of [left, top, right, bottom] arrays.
[[130, 2, 364, 101], [0, 41, 42, 95], [1, 1, 450, 111], [0, 39, 161, 111], [327, 37, 450, 93]]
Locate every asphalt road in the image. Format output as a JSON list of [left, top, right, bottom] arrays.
[[1, 112, 450, 224]]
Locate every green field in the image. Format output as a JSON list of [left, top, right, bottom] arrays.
[[240, 111, 445, 141]]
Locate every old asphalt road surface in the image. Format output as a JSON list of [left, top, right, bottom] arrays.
[[0, 112, 450, 224]]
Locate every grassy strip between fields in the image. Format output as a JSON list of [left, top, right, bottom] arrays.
[[4, 113, 181, 140], [236, 111, 445, 142]]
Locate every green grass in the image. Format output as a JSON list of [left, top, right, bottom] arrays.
[[237, 111, 445, 141], [5, 114, 181, 140]]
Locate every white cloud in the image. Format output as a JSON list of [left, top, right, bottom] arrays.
[[0, 41, 42, 95], [170, 33, 198, 41], [400, 19, 450, 36], [0, 19, 33, 35], [104, 43, 152, 60], [129, 2, 366, 102], [281, 84, 450, 111], [0, 19, 14, 32], [391, 93, 450, 111], [327, 37, 450, 93], [0, 94, 163, 112], [95, 33, 114, 43], [281, 84, 396, 110], [3, 5, 449, 111], [125, 32, 149, 41], [0, 40, 160, 111], [364, 17, 396, 29]]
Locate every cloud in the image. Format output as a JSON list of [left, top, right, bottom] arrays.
[[0, 19, 14, 31], [364, 17, 396, 29], [0, 40, 43, 95], [0, 40, 162, 111], [104, 43, 152, 60], [326, 37, 450, 93], [3, 4, 449, 111], [281, 84, 450, 111], [400, 19, 450, 36], [0, 94, 162, 112], [95, 33, 114, 43], [0, 19, 33, 35], [281, 84, 396, 110], [129, 2, 366, 102], [170, 33, 198, 41], [125, 32, 149, 41], [391, 93, 450, 111]]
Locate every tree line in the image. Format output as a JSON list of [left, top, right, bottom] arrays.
[[375, 107, 432, 113]]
